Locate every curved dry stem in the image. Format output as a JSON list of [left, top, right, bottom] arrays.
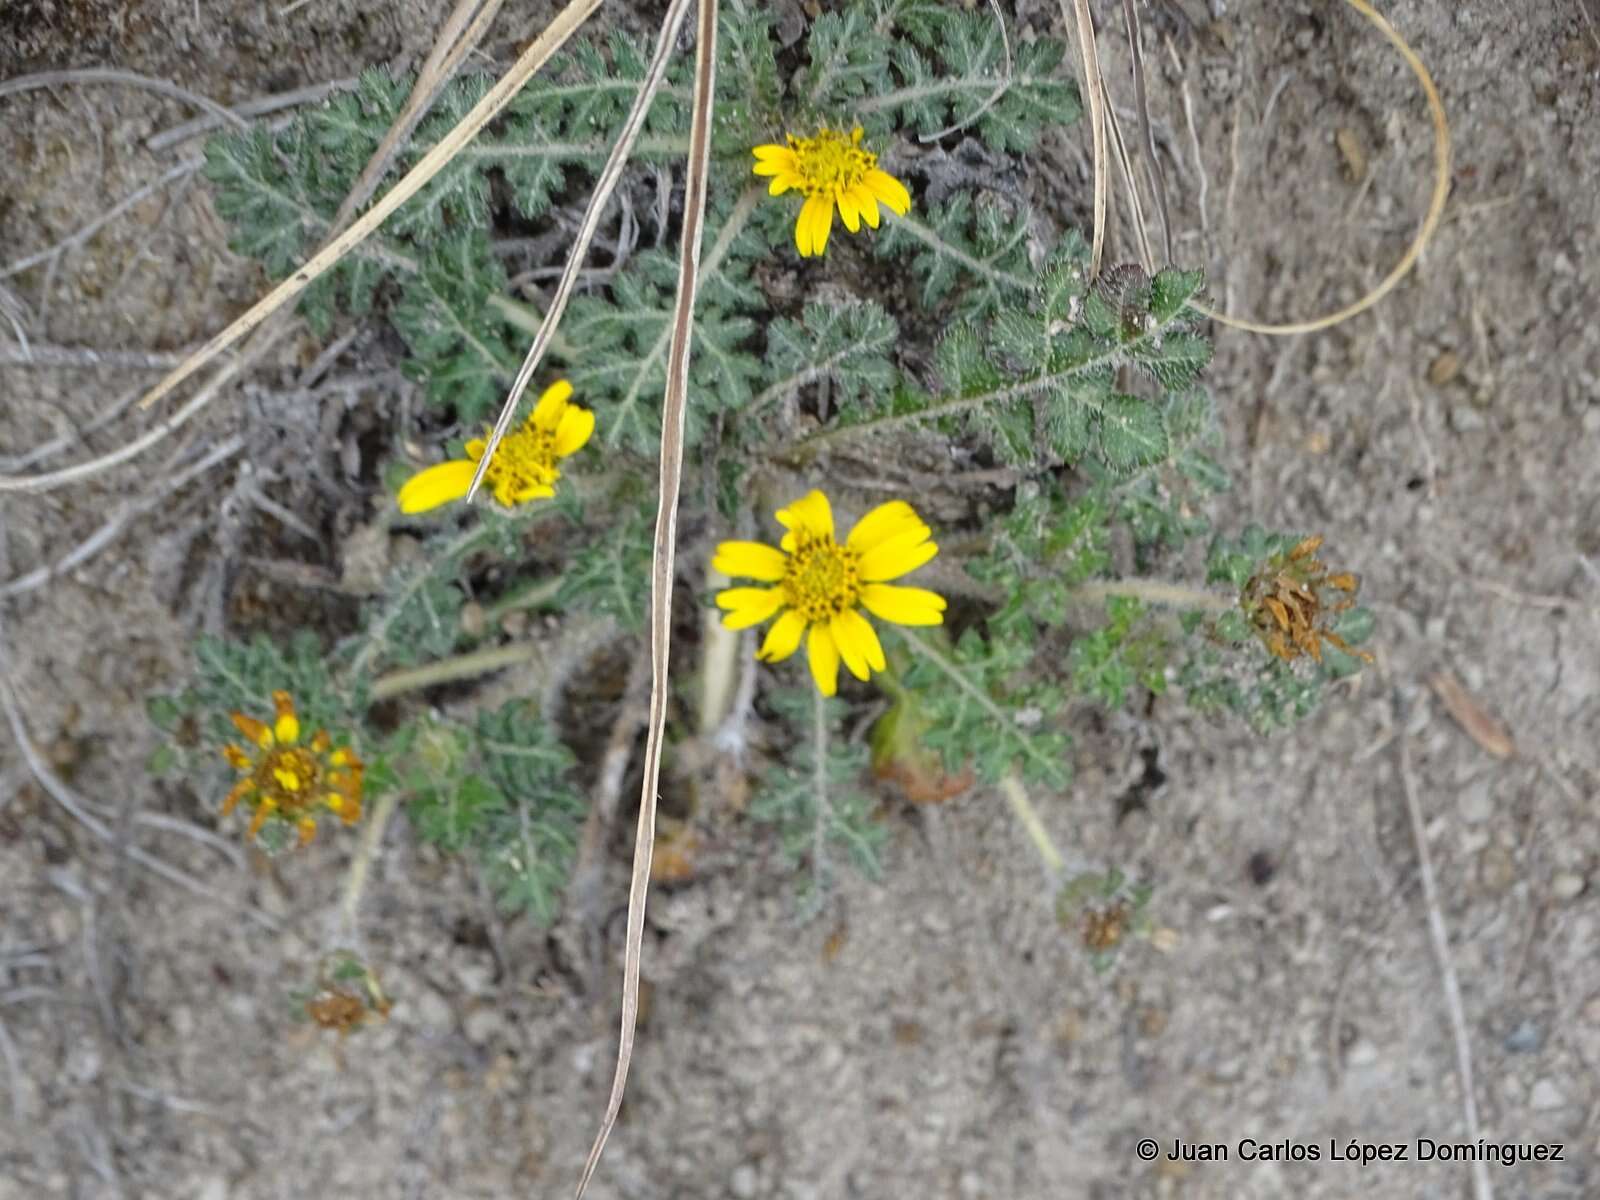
[[1197, 0, 1451, 335]]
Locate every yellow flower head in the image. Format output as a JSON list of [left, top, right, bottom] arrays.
[[752, 125, 912, 257], [714, 491, 946, 696], [221, 690, 364, 847], [397, 380, 594, 514]]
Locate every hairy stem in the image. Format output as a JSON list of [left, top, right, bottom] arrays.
[[1000, 773, 1063, 875], [1075, 579, 1233, 612], [369, 641, 546, 701], [333, 787, 402, 946]]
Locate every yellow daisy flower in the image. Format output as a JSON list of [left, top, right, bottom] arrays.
[[397, 380, 594, 514], [752, 125, 912, 258], [714, 490, 946, 696], [221, 690, 364, 847]]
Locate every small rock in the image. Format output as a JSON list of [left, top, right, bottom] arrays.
[[1582, 994, 1600, 1027], [1503, 1019, 1543, 1054], [463, 1006, 506, 1046], [730, 1164, 758, 1199], [1478, 845, 1517, 894], [1457, 781, 1493, 825], [1552, 873, 1587, 901], [1345, 1039, 1380, 1068], [1427, 350, 1461, 386], [410, 987, 454, 1033], [1449, 405, 1487, 434], [1529, 1078, 1567, 1111], [453, 958, 495, 997], [195, 1176, 229, 1200]]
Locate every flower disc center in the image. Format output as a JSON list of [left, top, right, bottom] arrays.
[[785, 535, 860, 622], [791, 128, 876, 198]]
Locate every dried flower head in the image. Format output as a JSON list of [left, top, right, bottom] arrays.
[[1241, 535, 1373, 665], [714, 491, 946, 696], [222, 690, 363, 847], [397, 380, 593, 514], [1081, 902, 1130, 953], [301, 955, 391, 1037], [752, 125, 912, 257]]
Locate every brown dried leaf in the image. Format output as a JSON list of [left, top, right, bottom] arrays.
[[1428, 671, 1516, 759], [1335, 126, 1367, 181]]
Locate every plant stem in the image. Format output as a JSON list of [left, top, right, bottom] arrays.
[[332, 787, 402, 946], [897, 628, 1064, 781], [1074, 578, 1234, 612], [369, 640, 545, 701], [697, 561, 741, 736], [483, 575, 564, 623], [1000, 773, 1063, 875]]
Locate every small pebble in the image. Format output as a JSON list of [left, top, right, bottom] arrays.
[[1345, 1039, 1379, 1068], [1503, 1019, 1543, 1054], [1552, 873, 1587, 901], [730, 1164, 758, 1199], [1529, 1078, 1567, 1111]]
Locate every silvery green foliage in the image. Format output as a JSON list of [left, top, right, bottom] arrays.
[[378, 702, 583, 924], [752, 690, 884, 913], [204, 2, 1078, 432]]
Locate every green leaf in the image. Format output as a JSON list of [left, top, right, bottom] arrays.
[[1098, 394, 1169, 472], [1148, 267, 1205, 322]]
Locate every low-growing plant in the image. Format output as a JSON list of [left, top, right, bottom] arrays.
[[150, 0, 1373, 1007]]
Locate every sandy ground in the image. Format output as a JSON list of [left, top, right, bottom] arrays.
[[2, 2, 1598, 1198]]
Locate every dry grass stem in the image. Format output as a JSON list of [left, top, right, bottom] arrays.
[[469, 0, 695, 500], [146, 78, 356, 151], [1121, 0, 1172, 262], [1061, 0, 1108, 278], [1, 157, 203, 281], [0, 325, 284, 493], [1394, 691, 1494, 1200], [0, 67, 249, 132], [0, 436, 244, 597], [133, 0, 605, 415], [573, 0, 718, 1192]]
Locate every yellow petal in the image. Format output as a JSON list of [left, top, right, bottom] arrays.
[[837, 188, 861, 233], [859, 583, 946, 626], [271, 691, 300, 746], [752, 144, 794, 163], [221, 777, 255, 815], [829, 611, 872, 681], [767, 173, 799, 196], [713, 540, 789, 582], [796, 193, 833, 257], [757, 609, 807, 663], [865, 168, 912, 216], [851, 185, 882, 230], [775, 490, 834, 541], [397, 459, 476, 515], [465, 438, 487, 460], [231, 711, 273, 750], [552, 405, 594, 457], [835, 607, 886, 673], [859, 530, 937, 582], [512, 483, 556, 503], [807, 624, 841, 696], [532, 379, 573, 431], [846, 500, 924, 552], [716, 586, 786, 629]]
